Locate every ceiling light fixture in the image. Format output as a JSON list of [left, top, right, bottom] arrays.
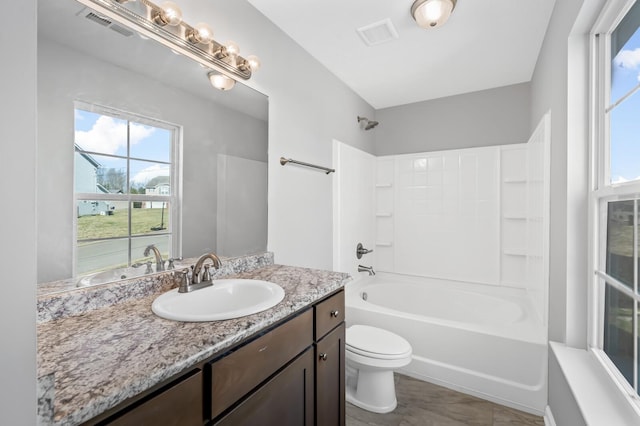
[[76, 0, 261, 89], [411, 0, 457, 29]]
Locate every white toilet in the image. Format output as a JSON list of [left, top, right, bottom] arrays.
[[345, 324, 413, 413]]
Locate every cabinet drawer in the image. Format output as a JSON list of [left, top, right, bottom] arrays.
[[209, 309, 313, 419], [314, 290, 344, 340], [105, 369, 202, 426]]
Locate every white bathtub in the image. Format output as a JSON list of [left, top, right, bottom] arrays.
[[345, 272, 547, 415]]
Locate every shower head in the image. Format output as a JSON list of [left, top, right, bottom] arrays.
[[365, 120, 379, 130], [357, 116, 379, 130]]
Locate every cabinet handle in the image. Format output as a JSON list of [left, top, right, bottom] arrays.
[[330, 310, 340, 318], [319, 353, 328, 361]]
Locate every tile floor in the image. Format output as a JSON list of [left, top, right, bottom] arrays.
[[346, 374, 545, 426]]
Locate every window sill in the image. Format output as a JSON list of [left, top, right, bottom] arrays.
[[550, 341, 640, 425]]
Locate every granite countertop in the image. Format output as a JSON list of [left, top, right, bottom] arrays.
[[37, 263, 350, 425]]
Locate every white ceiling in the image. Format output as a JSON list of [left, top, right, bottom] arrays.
[[247, 0, 557, 109]]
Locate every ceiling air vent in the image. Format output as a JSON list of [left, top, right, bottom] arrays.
[[356, 19, 399, 47], [109, 24, 134, 37], [85, 11, 112, 27], [81, 9, 134, 37]]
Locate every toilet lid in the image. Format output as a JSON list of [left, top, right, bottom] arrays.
[[346, 325, 412, 359]]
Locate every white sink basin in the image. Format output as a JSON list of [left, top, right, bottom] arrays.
[[77, 266, 148, 287], [151, 279, 285, 322]]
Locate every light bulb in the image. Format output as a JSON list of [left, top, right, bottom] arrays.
[[188, 22, 214, 44], [245, 55, 261, 72], [411, 0, 455, 29], [208, 73, 236, 91], [224, 41, 240, 56], [157, 1, 182, 26]]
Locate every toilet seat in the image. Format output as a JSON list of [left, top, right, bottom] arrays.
[[346, 325, 412, 360]]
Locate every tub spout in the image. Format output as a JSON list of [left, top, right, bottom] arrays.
[[358, 265, 375, 276]]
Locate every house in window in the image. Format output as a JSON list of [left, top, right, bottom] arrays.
[[74, 147, 114, 217], [145, 175, 170, 208]]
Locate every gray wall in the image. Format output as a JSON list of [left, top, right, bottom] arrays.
[[37, 38, 267, 283], [530, 0, 585, 346], [374, 82, 531, 156], [548, 350, 587, 426], [0, 1, 37, 424], [196, 1, 378, 270], [530, 0, 611, 423]]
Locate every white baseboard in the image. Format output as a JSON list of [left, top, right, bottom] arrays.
[[544, 405, 556, 426]]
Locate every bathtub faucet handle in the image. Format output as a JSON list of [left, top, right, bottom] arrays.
[[356, 243, 373, 259]]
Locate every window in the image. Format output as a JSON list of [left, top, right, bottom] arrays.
[[593, 0, 640, 404], [74, 102, 180, 276]]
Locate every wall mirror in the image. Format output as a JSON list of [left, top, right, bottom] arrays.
[[37, 0, 268, 291]]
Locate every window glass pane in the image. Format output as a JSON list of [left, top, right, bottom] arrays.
[[73, 104, 177, 277], [129, 124, 172, 163], [604, 285, 636, 386], [132, 235, 171, 265], [611, 2, 640, 105], [130, 160, 171, 194], [77, 238, 129, 276], [610, 91, 640, 184], [606, 200, 635, 288], [74, 109, 128, 157], [77, 200, 126, 240], [131, 201, 171, 236]]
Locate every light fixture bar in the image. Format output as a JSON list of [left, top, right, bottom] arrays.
[[76, 0, 253, 80]]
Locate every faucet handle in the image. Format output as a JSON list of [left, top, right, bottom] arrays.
[[177, 268, 191, 293], [167, 257, 184, 270], [145, 261, 153, 274]]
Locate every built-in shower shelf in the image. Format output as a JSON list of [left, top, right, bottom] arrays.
[[502, 249, 527, 256], [502, 215, 527, 220], [375, 183, 393, 188], [375, 242, 393, 247], [503, 178, 527, 183], [376, 212, 393, 218]]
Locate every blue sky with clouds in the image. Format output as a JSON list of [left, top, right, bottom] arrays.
[[75, 109, 172, 187], [610, 27, 640, 184]]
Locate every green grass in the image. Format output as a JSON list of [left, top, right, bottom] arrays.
[[77, 208, 169, 240]]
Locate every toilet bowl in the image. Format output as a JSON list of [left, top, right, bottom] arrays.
[[345, 324, 412, 413]]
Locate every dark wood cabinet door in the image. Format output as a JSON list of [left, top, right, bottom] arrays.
[[213, 348, 315, 426], [316, 323, 345, 426], [104, 369, 202, 426]]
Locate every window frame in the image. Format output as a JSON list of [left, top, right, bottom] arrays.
[[590, 0, 640, 409], [72, 101, 182, 276]]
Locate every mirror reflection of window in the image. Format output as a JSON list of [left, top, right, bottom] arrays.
[[74, 102, 180, 276]]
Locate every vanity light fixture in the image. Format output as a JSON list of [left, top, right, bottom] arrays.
[[208, 72, 236, 91], [76, 0, 261, 87], [411, 0, 457, 29], [152, 1, 183, 27]]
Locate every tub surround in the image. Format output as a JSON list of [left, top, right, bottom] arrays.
[[37, 254, 350, 425]]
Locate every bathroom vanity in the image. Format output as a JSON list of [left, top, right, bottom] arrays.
[[37, 254, 348, 425]]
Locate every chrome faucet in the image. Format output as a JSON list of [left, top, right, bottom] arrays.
[[192, 253, 222, 284], [177, 252, 222, 293], [358, 265, 375, 276], [144, 244, 165, 272]]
